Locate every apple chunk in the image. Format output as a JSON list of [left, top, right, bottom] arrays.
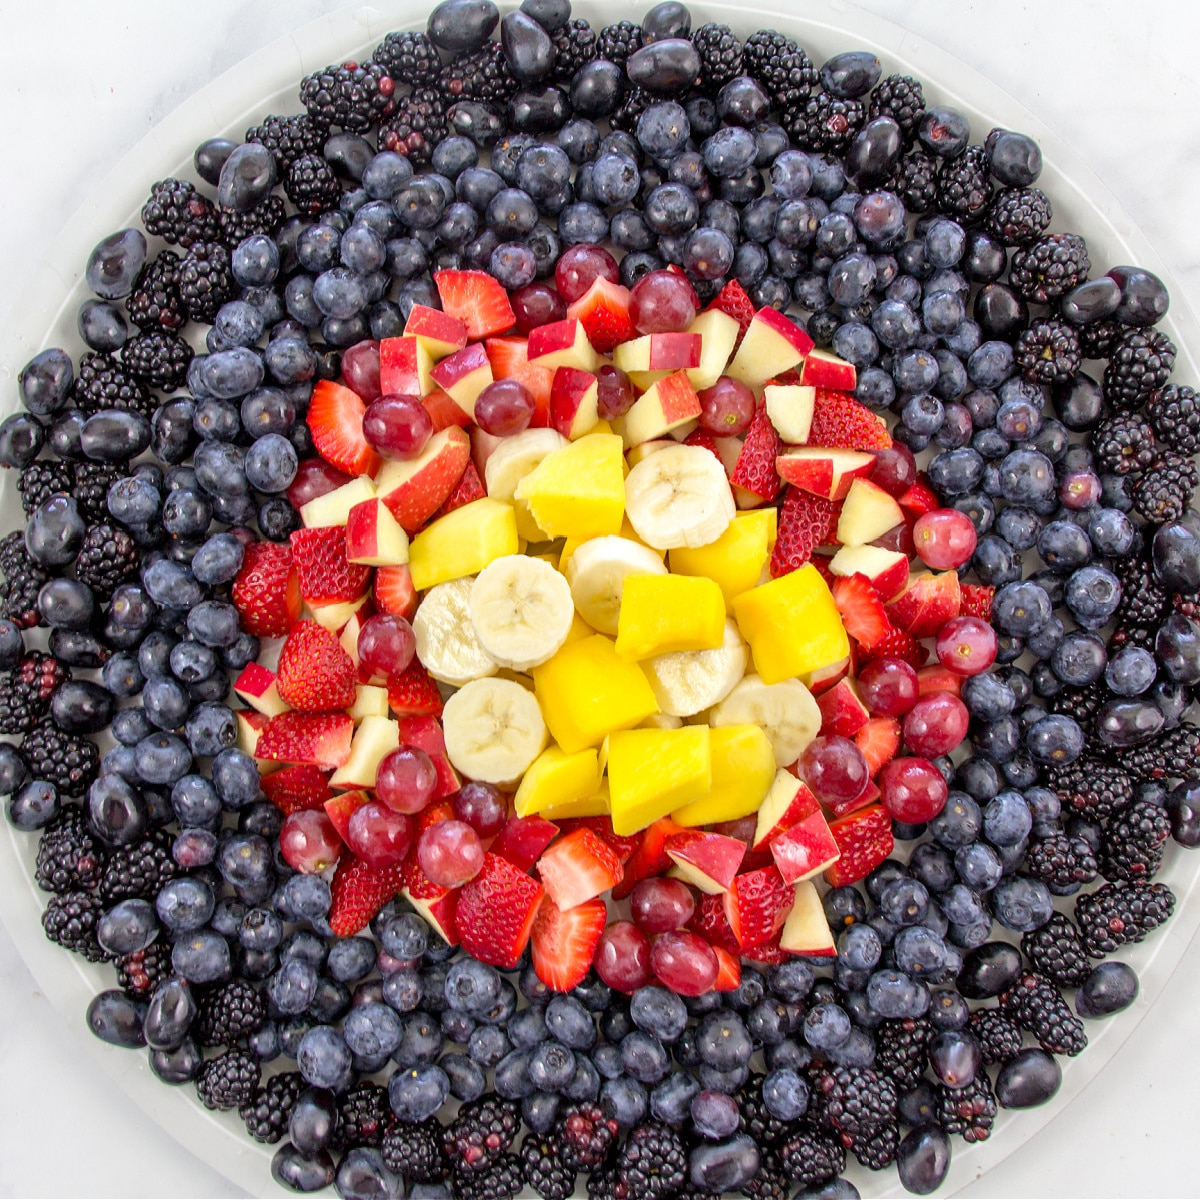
[[329, 715, 400, 789], [614, 332, 701, 373], [828, 545, 910, 602], [726, 307, 815, 388], [770, 810, 840, 884], [404, 304, 468, 359], [799, 347, 857, 390], [430, 343, 493, 418], [379, 335, 434, 398], [527, 318, 601, 372], [752, 769, 821, 852], [775, 447, 875, 500], [550, 367, 600, 440], [345, 498, 411, 566], [763, 383, 816, 445], [685, 309, 739, 390], [665, 830, 746, 894], [375, 426, 472, 534], [621, 371, 702, 446], [234, 663, 290, 717], [836, 478, 904, 546], [885, 570, 963, 638], [816, 677, 870, 738], [779, 880, 837, 955], [300, 476, 376, 528]]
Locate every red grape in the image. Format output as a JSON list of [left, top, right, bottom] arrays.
[[474, 378, 535, 436], [873, 522, 916, 556], [628, 270, 699, 334], [869, 444, 917, 496], [341, 339, 382, 403], [1059, 469, 1102, 510], [362, 394, 433, 460], [452, 781, 508, 838], [935, 616, 997, 676], [346, 801, 412, 867], [697, 376, 755, 436], [358, 613, 416, 680], [375, 746, 438, 814], [594, 920, 652, 992], [912, 509, 978, 569], [286, 457, 353, 510], [630, 878, 696, 935], [878, 756, 949, 823], [711, 815, 757, 845], [417, 819, 484, 887], [903, 692, 969, 757], [555, 243, 619, 304], [857, 658, 919, 716], [800, 735, 870, 803], [511, 282, 567, 334], [596, 364, 635, 419], [650, 930, 719, 996], [279, 810, 342, 873]]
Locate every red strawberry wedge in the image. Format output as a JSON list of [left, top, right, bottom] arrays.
[[387, 659, 444, 719], [290, 526, 371, 605], [432, 459, 485, 518], [531, 895, 607, 992], [712, 945, 742, 991], [457, 853, 545, 969], [255, 712, 354, 769], [232, 542, 301, 638], [374, 564, 417, 620], [260, 764, 334, 815], [831, 574, 890, 648], [536, 827, 623, 910], [276, 620, 358, 712], [484, 337, 554, 425], [730, 405, 783, 502], [688, 892, 740, 954], [434, 269, 515, 340], [854, 717, 902, 777], [566, 277, 636, 354], [329, 855, 405, 936], [809, 389, 891, 451], [491, 815, 559, 872], [960, 584, 995, 621], [706, 279, 756, 346], [858, 624, 928, 668], [611, 817, 685, 900], [824, 804, 895, 886], [308, 379, 382, 477], [723, 866, 794, 949], [770, 487, 839, 578]]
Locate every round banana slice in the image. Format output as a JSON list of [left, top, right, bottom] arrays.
[[710, 673, 821, 766], [642, 619, 748, 717], [442, 677, 548, 786], [624, 442, 736, 550], [484, 427, 568, 500], [469, 555, 574, 671], [564, 535, 667, 636], [412, 577, 498, 686]]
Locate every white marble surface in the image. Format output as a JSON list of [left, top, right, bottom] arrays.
[[2, 1, 1200, 1195]]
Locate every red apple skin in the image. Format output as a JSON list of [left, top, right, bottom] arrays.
[[665, 830, 746, 891], [770, 811, 840, 884], [649, 333, 702, 370], [527, 319, 579, 359], [823, 778, 881, 820], [405, 305, 468, 352], [800, 349, 857, 390], [753, 306, 816, 356], [431, 343, 490, 389], [816, 679, 870, 738], [752, 780, 821, 852], [803, 656, 850, 697], [653, 371, 702, 422], [885, 571, 963, 638], [376, 427, 471, 534], [379, 336, 425, 395]]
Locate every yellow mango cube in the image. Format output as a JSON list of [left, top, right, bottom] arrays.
[[607, 726, 712, 835], [408, 498, 519, 591], [515, 433, 625, 539], [732, 564, 850, 686], [531, 634, 659, 754], [561, 612, 595, 646], [514, 745, 602, 817], [614, 574, 726, 661], [669, 509, 776, 611], [672, 723, 776, 826], [542, 778, 612, 820]]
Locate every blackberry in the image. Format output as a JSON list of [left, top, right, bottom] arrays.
[[610, 87, 652, 134], [1107, 554, 1168, 650], [35, 806, 106, 893], [742, 30, 816, 109], [284, 153, 342, 215], [443, 1096, 521, 1174], [245, 113, 326, 170], [217, 195, 287, 248], [778, 1125, 846, 1190], [553, 19, 600, 85], [1047, 757, 1133, 821], [127, 251, 187, 332], [986, 186, 1052, 246], [782, 91, 865, 154], [1000, 973, 1087, 1057], [98, 831, 178, 903], [1119, 723, 1200, 783], [521, 1131, 576, 1200], [691, 23, 743, 92], [121, 329, 193, 391], [299, 60, 397, 133], [595, 21, 644, 69], [817, 1065, 897, 1145], [1021, 913, 1092, 988], [115, 941, 172, 999], [382, 1119, 448, 1182], [1145, 383, 1200, 455], [868, 74, 925, 136], [196, 1047, 261, 1111], [873, 1016, 933, 1092], [140, 178, 221, 248], [197, 978, 267, 1047], [1090, 412, 1157, 476], [72, 352, 152, 417], [936, 144, 993, 223], [380, 88, 446, 164], [614, 1122, 687, 1200], [1131, 451, 1198, 523], [892, 147, 939, 214], [1009, 232, 1090, 304], [737, 1149, 789, 1200], [852, 1121, 899, 1171], [737, 1073, 794, 1146], [936, 1075, 996, 1143], [334, 1080, 393, 1150], [17, 461, 74, 516], [1015, 317, 1081, 384], [240, 1070, 305, 1144], [1101, 799, 1172, 882], [74, 463, 124, 523], [453, 1154, 524, 1200], [1079, 317, 1123, 361], [1076, 880, 1176, 955], [441, 42, 518, 104], [177, 241, 235, 324], [74, 522, 140, 597], [374, 30, 444, 88], [42, 890, 108, 961], [0, 650, 67, 734], [1049, 683, 1107, 736], [558, 1102, 620, 1172], [1103, 326, 1177, 410], [1023, 832, 1098, 894], [586, 1163, 619, 1200], [969, 1008, 1025, 1065], [20, 724, 99, 798]]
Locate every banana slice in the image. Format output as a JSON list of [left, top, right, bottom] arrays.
[[413, 577, 498, 686], [709, 673, 821, 767], [564, 535, 667, 635], [624, 443, 735, 550], [469, 554, 575, 671], [642, 619, 748, 718], [442, 677, 548, 786], [484, 428, 569, 500]]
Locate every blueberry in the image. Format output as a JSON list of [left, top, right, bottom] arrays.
[[690, 1088, 740, 1140], [694, 1010, 753, 1070], [629, 986, 688, 1044], [991, 875, 1054, 933], [982, 790, 1033, 847], [444, 957, 502, 1018], [493, 1048, 534, 1100], [296, 1025, 353, 1092], [803, 1003, 851, 1051], [382, 970, 423, 1015], [599, 1075, 648, 1128], [619, 1030, 670, 1084], [468, 1024, 511, 1068], [544, 994, 595, 1050], [172, 930, 231, 985], [211, 748, 262, 810], [866, 969, 928, 1019], [649, 1069, 699, 1126]]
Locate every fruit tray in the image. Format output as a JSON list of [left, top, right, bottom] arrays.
[[2, 2, 1199, 1197]]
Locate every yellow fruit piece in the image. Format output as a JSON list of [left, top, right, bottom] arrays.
[[515, 433, 625, 539], [408, 498, 519, 591], [561, 612, 595, 646], [513, 497, 549, 543], [542, 778, 612, 820], [732, 564, 850, 686], [614, 574, 726, 661], [672, 723, 776, 826], [607, 726, 712, 835], [669, 510, 776, 611], [531, 634, 660, 754], [514, 745, 602, 817]]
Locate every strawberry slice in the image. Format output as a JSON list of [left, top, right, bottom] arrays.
[[491, 815, 559, 872], [689, 892, 740, 954], [858, 624, 928, 668], [536, 827, 623, 910], [556, 816, 638, 864], [897, 478, 940, 516], [290, 526, 371, 605], [705, 279, 756, 347], [457, 852, 545, 969], [531, 895, 607, 992], [712, 944, 741, 991], [824, 804, 894, 887], [916, 665, 963, 697], [374, 564, 417, 620], [960, 584, 995, 621], [435, 269, 515, 340], [485, 337, 553, 425], [566, 276, 636, 354], [256, 712, 354, 769], [414, 799, 456, 838], [770, 487, 839, 578], [276, 620, 358, 712], [261, 764, 334, 815], [730, 405, 783, 502], [831, 573, 890, 648], [724, 866, 794, 949], [854, 717, 902, 777], [432, 459, 485, 518], [809, 388, 891, 451], [387, 659, 444, 718], [232, 542, 302, 638], [307, 379, 382, 477], [611, 817, 685, 900], [684, 428, 722, 460], [329, 854, 405, 936], [743, 939, 791, 965]]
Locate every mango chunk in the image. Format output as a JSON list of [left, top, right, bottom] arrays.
[[531, 634, 659, 754], [515, 433, 625, 540], [669, 509, 776, 611], [514, 745, 602, 817], [672, 723, 776, 826], [732, 564, 850, 686], [607, 726, 712, 835], [614, 574, 726, 661], [541, 778, 612, 820], [408, 498, 519, 591]]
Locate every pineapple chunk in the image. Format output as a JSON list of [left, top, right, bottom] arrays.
[[514, 745, 603, 817], [607, 726, 712, 835], [614, 573, 727, 661], [407, 497, 519, 591], [672, 723, 776, 826], [669, 509, 777, 611], [515, 433, 625, 540]]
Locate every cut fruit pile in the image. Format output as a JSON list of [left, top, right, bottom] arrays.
[[234, 266, 994, 995]]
